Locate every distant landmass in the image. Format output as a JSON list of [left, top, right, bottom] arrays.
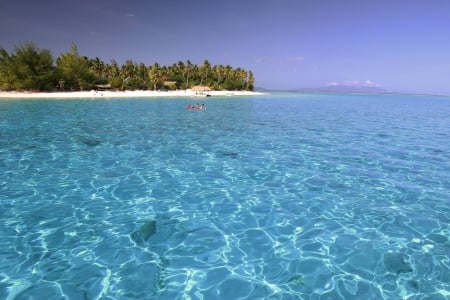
[[295, 85, 388, 94], [257, 83, 393, 94]]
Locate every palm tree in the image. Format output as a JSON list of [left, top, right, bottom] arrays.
[[90, 57, 105, 79], [184, 60, 193, 89], [121, 59, 136, 79], [213, 65, 224, 89], [235, 68, 248, 90], [148, 63, 162, 90], [247, 70, 255, 90], [137, 62, 148, 89], [0, 42, 256, 92], [105, 60, 120, 78], [200, 59, 211, 86]]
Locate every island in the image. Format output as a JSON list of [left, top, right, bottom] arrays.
[[0, 43, 256, 96]]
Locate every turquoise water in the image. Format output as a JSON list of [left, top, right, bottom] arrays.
[[0, 92, 449, 299]]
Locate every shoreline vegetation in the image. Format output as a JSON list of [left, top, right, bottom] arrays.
[[0, 42, 255, 94]]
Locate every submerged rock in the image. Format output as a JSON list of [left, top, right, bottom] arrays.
[[139, 220, 157, 240], [220, 151, 239, 159], [383, 253, 413, 274], [82, 139, 102, 147], [287, 275, 304, 285], [131, 220, 156, 243], [406, 280, 419, 291]]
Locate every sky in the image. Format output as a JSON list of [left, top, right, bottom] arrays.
[[1, 0, 450, 95]]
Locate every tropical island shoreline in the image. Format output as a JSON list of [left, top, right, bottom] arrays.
[[0, 89, 266, 99]]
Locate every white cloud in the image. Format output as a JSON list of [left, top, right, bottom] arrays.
[[344, 80, 360, 86], [326, 80, 382, 88], [362, 80, 381, 87]]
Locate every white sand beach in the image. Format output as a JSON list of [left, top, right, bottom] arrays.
[[0, 89, 264, 99]]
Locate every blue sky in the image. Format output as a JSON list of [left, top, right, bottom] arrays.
[[1, 0, 450, 94]]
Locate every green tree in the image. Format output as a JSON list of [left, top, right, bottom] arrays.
[[0, 48, 17, 90], [234, 68, 248, 90], [89, 57, 106, 82], [199, 59, 211, 86], [247, 70, 255, 91], [148, 63, 162, 90], [137, 62, 149, 89], [212, 65, 224, 89], [1, 42, 256, 92], [121, 59, 139, 90], [121, 59, 136, 79], [56, 44, 94, 90], [0, 43, 55, 91], [184, 60, 193, 89], [105, 60, 120, 78]]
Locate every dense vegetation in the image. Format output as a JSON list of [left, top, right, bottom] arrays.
[[0, 43, 255, 92]]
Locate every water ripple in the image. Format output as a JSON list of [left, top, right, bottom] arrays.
[[0, 94, 449, 299]]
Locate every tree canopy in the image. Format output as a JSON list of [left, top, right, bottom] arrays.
[[0, 43, 55, 91], [0, 42, 254, 92]]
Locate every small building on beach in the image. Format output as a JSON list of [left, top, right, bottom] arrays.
[[191, 85, 212, 97], [163, 81, 177, 89], [95, 84, 112, 91], [191, 85, 211, 92]]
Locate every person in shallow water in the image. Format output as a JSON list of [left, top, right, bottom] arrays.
[[185, 103, 206, 110]]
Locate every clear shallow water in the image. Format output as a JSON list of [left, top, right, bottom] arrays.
[[0, 92, 449, 299]]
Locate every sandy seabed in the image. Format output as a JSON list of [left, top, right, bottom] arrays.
[[0, 89, 264, 99]]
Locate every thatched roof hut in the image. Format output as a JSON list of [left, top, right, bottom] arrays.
[[191, 85, 211, 92], [95, 84, 111, 90], [163, 81, 177, 87]]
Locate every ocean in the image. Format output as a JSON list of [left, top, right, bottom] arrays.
[[0, 92, 449, 299]]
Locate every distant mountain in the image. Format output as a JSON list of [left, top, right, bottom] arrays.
[[294, 86, 387, 94], [294, 81, 390, 94]]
